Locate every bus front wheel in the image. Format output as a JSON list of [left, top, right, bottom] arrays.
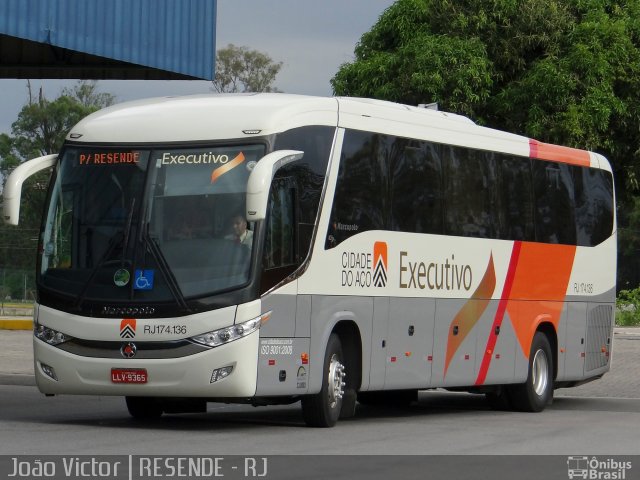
[[301, 334, 345, 427], [509, 332, 553, 412]]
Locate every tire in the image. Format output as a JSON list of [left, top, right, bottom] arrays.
[[301, 334, 345, 427], [125, 396, 164, 419], [508, 332, 554, 412]]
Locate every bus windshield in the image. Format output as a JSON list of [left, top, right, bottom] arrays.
[[39, 144, 265, 304]]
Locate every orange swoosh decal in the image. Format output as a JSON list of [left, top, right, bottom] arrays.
[[444, 254, 496, 378], [506, 242, 576, 359], [211, 152, 245, 184]]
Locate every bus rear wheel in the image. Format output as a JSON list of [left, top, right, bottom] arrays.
[[301, 334, 345, 427], [508, 332, 553, 412], [125, 396, 164, 419]]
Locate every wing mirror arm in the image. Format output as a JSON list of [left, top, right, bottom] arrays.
[[3, 154, 57, 225], [246, 150, 303, 221]]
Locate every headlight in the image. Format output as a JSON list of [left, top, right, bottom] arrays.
[[34, 323, 72, 346], [190, 311, 270, 348]]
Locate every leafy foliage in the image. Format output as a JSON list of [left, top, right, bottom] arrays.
[[212, 44, 283, 93], [0, 81, 115, 292], [333, 0, 640, 289], [3, 81, 115, 167], [616, 287, 640, 326]]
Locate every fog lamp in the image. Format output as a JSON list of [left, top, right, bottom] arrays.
[[210, 365, 234, 383], [40, 363, 58, 381]]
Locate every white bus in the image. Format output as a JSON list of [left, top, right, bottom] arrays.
[[4, 94, 616, 427]]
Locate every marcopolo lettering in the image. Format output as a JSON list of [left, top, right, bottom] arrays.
[[161, 152, 231, 165], [399, 251, 472, 291], [102, 306, 156, 316]]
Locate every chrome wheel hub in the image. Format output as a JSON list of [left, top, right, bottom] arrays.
[[532, 349, 549, 396], [328, 354, 346, 409]]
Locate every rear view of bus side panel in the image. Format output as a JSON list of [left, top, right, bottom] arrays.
[[584, 302, 614, 377]]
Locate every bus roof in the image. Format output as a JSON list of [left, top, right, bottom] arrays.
[[66, 93, 610, 171]]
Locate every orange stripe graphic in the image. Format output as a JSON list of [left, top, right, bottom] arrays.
[[506, 242, 576, 358], [529, 139, 590, 167], [211, 152, 245, 184], [444, 254, 496, 378], [475, 242, 522, 385]]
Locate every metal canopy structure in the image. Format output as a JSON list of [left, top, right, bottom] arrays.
[[0, 0, 216, 80]]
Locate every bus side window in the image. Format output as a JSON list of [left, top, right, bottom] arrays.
[[390, 140, 444, 235], [574, 166, 614, 247], [261, 177, 297, 293], [499, 156, 535, 241], [326, 130, 386, 248], [443, 145, 500, 239], [533, 160, 576, 244]]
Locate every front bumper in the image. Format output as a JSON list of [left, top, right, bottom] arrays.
[[33, 332, 259, 397]]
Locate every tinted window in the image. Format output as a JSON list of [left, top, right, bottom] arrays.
[[327, 129, 613, 249], [533, 161, 576, 244], [443, 146, 500, 238], [263, 177, 296, 269], [327, 130, 387, 248], [390, 141, 444, 234], [499, 156, 535, 241], [574, 167, 614, 246], [274, 126, 334, 259]]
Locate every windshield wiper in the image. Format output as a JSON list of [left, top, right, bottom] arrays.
[[74, 197, 136, 310], [74, 231, 125, 310], [121, 198, 136, 267], [141, 224, 191, 313]]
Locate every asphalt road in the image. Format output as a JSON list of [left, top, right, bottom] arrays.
[[0, 329, 638, 457], [1, 384, 639, 456]]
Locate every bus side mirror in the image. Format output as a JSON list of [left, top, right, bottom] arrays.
[[3, 154, 57, 225], [246, 150, 303, 221]]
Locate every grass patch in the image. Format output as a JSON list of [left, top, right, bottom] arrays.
[[616, 288, 640, 326]]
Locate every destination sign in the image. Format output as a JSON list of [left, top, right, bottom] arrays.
[[79, 152, 140, 165]]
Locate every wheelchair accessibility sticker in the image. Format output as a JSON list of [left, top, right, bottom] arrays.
[[134, 269, 155, 290]]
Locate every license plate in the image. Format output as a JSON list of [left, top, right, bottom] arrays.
[[111, 368, 148, 384]]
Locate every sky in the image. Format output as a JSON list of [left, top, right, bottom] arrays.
[[0, 0, 396, 135]]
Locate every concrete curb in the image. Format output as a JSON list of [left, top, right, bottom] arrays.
[[0, 319, 32, 330], [0, 374, 36, 386]]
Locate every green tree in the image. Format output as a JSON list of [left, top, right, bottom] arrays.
[[0, 81, 115, 290], [213, 44, 283, 93], [6, 80, 115, 164], [333, 0, 640, 289]]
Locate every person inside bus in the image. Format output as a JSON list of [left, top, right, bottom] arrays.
[[226, 214, 253, 248]]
